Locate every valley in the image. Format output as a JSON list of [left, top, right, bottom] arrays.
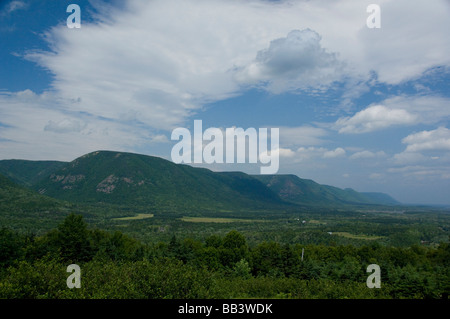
[[1, 150, 449, 299], [0, 150, 448, 246]]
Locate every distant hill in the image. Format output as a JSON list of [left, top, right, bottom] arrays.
[[0, 172, 72, 224], [31, 151, 284, 211], [252, 174, 399, 206], [0, 172, 61, 209], [360, 192, 400, 206], [0, 159, 66, 187], [0, 150, 400, 212]]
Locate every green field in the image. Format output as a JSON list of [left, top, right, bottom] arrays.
[[180, 216, 264, 223], [113, 213, 154, 221], [333, 231, 385, 241]]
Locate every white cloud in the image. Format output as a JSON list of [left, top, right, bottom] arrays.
[[277, 147, 296, 158], [2, 0, 450, 162], [279, 126, 327, 147], [25, 0, 450, 132], [381, 95, 450, 124], [356, 0, 450, 84], [44, 118, 87, 133], [295, 147, 327, 161], [402, 127, 450, 153], [392, 127, 450, 171], [235, 29, 344, 93], [334, 94, 450, 134], [388, 165, 450, 181], [0, 90, 162, 160], [335, 104, 417, 134], [1, 1, 27, 15], [323, 147, 346, 158], [291, 146, 346, 161], [350, 150, 386, 160], [150, 134, 170, 144], [392, 152, 428, 165]]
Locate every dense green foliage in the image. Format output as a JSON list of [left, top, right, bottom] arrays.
[[0, 173, 75, 233], [0, 159, 66, 187], [1, 214, 449, 299], [30, 151, 286, 211], [1, 151, 449, 299]]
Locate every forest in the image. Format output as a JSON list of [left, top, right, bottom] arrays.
[[1, 213, 449, 299], [1, 155, 449, 300]]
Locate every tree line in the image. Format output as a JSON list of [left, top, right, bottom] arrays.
[[1, 214, 449, 299]]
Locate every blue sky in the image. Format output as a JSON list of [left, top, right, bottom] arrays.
[[1, 0, 450, 205]]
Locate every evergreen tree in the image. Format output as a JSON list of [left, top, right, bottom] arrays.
[[57, 213, 92, 263]]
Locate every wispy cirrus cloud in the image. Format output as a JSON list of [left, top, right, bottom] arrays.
[[278, 125, 328, 147], [0, 1, 27, 16], [0, 90, 167, 160]]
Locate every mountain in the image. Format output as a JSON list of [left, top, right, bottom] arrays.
[[360, 192, 400, 206], [0, 150, 400, 212], [0, 159, 67, 187], [252, 174, 399, 206], [0, 172, 72, 220], [32, 151, 284, 211]]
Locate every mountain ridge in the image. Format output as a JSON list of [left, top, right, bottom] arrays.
[[0, 150, 400, 211], [31, 150, 285, 211], [252, 174, 399, 206], [0, 159, 66, 186]]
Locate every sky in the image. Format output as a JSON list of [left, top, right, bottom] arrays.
[[0, 0, 450, 205]]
